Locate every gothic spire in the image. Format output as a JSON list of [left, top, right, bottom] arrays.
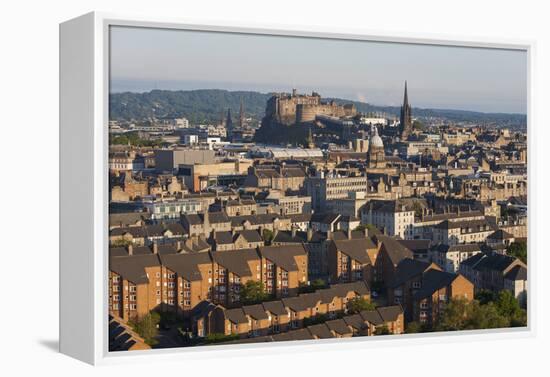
[[403, 80, 409, 107]]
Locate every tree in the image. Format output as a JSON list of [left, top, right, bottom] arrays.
[[298, 278, 327, 294], [374, 325, 391, 335], [507, 241, 527, 263], [205, 333, 240, 344], [436, 297, 474, 331], [111, 239, 133, 247], [467, 302, 509, 329], [494, 290, 527, 327], [348, 297, 376, 314], [262, 229, 274, 245], [475, 289, 497, 305], [354, 223, 377, 232], [412, 201, 424, 218], [405, 321, 422, 334], [437, 295, 523, 331], [131, 312, 161, 346], [240, 280, 269, 305]]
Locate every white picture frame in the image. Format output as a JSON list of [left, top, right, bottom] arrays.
[[59, 11, 536, 365]]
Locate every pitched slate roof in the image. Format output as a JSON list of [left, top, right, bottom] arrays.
[[110, 227, 147, 238], [282, 295, 317, 313], [212, 231, 234, 245], [243, 304, 269, 320], [109, 254, 160, 284], [258, 244, 307, 272], [333, 238, 376, 264], [460, 252, 486, 268], [307, 323, 335, 339], [109, 212, 150, 226], [239, 229, 263, 243], [262, 300, 288, 316], [273, 230, 325, 244], [376, 305, 403, 322], [413, 269, 460, 300], [159, 252, 212, 282], [488, 229, 515, 240], [376, 235, 414, 265], [332, 230, 370, 241], [318, 281, 370, 304], [397, 239, 431, 253], [359, 310, 384, 326], [325, 319, 353, 336], [504, 265, 527, 281], [389, 259, 433, 288], [343, 314, 365, 331], [434, 218, 495, 232], [472, 253, 519, 272], [210, 248, 259, 277], [225, 308, 249, 324]]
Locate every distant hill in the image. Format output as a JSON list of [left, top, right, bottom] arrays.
[[109, 89, 270, 124], [109, 89, 526, 128]]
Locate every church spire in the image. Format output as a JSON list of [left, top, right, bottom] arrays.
[[403, 80, 409, 107], [399, 80, 412, 140]]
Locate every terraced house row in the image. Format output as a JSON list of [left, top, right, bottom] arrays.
[[190, 281, 404, 339], [108, 243, 307, 322]]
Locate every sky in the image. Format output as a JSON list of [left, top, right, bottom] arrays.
[[110, 26, 528, 114]]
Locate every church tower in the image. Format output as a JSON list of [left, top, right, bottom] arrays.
[[399, 81, 412, 140]]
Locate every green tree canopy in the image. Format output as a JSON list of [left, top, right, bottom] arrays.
[[130, 312, 161, 346], [262, 229, 274, 245], [405, 321, 421, 334], [374, 325, 391, 335], [348, 297, 376, 314], [240, 280, 269, 305], [507, 241, 527, 263]]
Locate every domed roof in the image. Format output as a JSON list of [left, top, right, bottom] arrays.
[[369, 126, 384, 148]]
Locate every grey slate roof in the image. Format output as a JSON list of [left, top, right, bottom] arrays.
[[225, 308, 249, 324], [258, 244, 307, 272], [504, 265, 527, 281], [413, 269, 460, 300], [211, 248, 259, 277], [109, 254, 160, 284], [262, 300, 288, 316], [325, 319, 353, 335], [159, 252, 211, 282], [243, 304, 269, 320], [389, 259, 432, 288], [307, 323, 335, 339], [333, 238, 376, 264], [376, 305, 403, 322]]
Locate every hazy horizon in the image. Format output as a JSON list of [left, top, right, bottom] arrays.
[[110, 26, 528, 114]]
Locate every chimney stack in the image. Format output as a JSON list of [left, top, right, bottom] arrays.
[[347, 227, 352, 240], [291, 225, 297, 238], [152, 242, 158, 254], [327, 230, 332, 240], [127, 244, 133, 256]]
